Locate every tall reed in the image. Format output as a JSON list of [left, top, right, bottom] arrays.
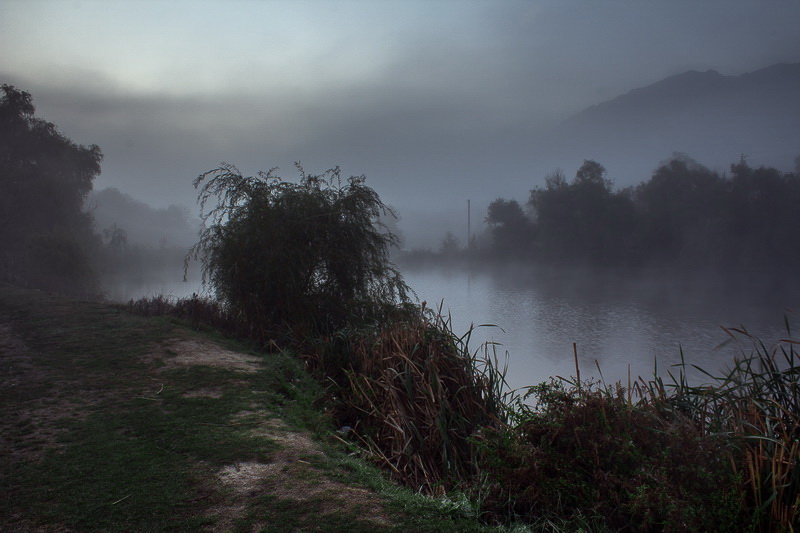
[[334, 302, 511, 493], [647, 324, 800, 530]]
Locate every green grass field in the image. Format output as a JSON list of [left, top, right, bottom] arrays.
[[0, 285, 495, 532]]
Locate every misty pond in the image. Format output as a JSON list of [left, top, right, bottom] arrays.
[[110, 265, 799, 393]]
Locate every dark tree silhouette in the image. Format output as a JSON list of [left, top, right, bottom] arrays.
[[634, 156, 729, 265], [528, 161, 636, 265], [439, 231, 461, 256], [574, 159, 612, 190], [484, 153, 799, 271], [486, 198, 533, 255], [0, 85, 103, 294], [727, 158, 800, 267]]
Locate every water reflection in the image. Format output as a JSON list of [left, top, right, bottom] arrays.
[[402, 266, 798, 392], [106, 263, 798, 394]]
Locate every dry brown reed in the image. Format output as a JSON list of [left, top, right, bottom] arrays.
[[339, 303, 510, 493], [638, 324, 800, 531]]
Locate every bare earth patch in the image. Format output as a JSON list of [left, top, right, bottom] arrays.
[[208, 413, 389, 531], [164, 338, 264, 373], [158, 337, 390, 530]]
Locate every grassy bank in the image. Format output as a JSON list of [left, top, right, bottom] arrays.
[[129, 294, 800, 531], [0, 285, 498, 532], [3, 284, 797, 531]]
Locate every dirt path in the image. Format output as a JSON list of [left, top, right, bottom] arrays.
[[0, 309, 389, 531], [157, 336, 390, 531]]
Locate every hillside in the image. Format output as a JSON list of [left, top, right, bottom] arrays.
[[537, 63, 800, 183]]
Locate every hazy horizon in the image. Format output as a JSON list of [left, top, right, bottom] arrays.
[[3, 0, 800, 247]]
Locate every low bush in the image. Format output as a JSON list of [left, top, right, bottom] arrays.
[[646, 325, 800, 531], [19, 231, 101, 298], [127, 293, 245, 337], [475, 379, 745, 530]]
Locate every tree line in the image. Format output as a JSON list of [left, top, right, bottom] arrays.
[[1, 85, 199, 298], [485, 155, 800, 270], [1, 84, 102, 295]]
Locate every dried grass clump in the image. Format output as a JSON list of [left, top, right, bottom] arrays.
[[127, 293, 249, 337], [332, 303, 510, 493], [475, 322, 799, 531]]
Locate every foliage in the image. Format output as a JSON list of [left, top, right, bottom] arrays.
[[485, 198, 533, 256], [635, 155, 730, 265], [527, 160, 637, 265], [0, 85, 103, 296], [645, 325, 800, 531], [485, 154, 800, 270], [127, 292, 244, 337], [316, 304, 511, 494], [439, 231, 462, 256], [475, 378, 745, 531], [727, 159, 800, 268], [187, 163, 410, 338], [471, 320, 800, 531], [21, 230, 99, 295]]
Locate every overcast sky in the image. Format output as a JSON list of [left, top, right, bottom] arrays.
[[3, 0, 800, 245]]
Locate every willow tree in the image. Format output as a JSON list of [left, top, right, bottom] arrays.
[[187, 163, 410, 337]]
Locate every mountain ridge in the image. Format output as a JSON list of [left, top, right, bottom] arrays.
[[538, 62, 800, 183]]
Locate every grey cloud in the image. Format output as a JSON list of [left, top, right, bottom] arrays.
[[4, 1, 800, 247]]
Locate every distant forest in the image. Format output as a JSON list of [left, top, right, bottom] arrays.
[[5, 78, 800, 300], [414, 154, 800, 272], [0, 84, 198, 297], [483, 155, 800, 270]]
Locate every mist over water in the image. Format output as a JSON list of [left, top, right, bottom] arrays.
[[401, 265, 798, 392], [109, 261, 800, 393], [100, 260, 205, 302]]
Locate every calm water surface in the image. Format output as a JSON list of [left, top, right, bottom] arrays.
[[109, 265, 799, 393], [401, 265, 799, 392]]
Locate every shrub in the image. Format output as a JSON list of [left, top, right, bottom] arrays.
[[126, 293, 244, 336], [475, 379, 745, 530], [20, 231, 100, 298], [649, 326, 800, 531]]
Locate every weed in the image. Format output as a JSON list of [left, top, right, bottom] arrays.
[[475, 376, 745, 531], [323, 302, 510, 493], [646, 323, 800, 531]]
